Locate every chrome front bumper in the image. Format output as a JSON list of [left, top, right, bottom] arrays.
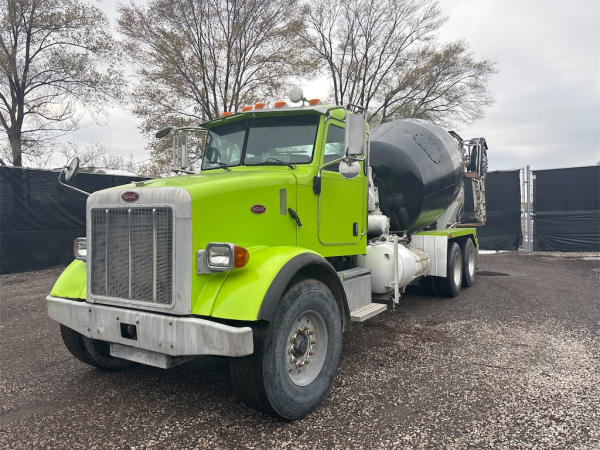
[[46, 295, 253, 359]]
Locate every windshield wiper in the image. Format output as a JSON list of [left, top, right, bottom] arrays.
[[249, 158, 295, 169], [211, 161, 231, 171]]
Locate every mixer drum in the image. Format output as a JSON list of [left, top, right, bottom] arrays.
[[370, 119, 464, 233]]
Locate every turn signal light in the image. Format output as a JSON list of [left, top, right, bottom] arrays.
[[308, 98, 321, 105], [254, 102, 266, 109], [233, 245, 250, 268], [222, 111, 233, 117], [241, 106, 253, 112], [274, 101, 287, 108]]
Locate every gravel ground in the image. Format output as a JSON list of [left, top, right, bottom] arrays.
[[1, 252, 599, 448]]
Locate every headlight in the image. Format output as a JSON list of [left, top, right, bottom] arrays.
[[73, 237, 87, 261], [198, 243, 249, 273], [207, 243, 234, 271]]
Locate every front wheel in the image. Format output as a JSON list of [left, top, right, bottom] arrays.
[[60, 325, 135, 371], [230, 279, 342, 420]]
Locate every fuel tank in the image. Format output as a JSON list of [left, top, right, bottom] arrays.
[[370, 119, 464, 233]]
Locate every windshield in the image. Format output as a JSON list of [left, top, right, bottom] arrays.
[[201, 115, 319, 170]]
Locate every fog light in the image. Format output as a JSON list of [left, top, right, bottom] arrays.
[[73, 237, 87, 262]]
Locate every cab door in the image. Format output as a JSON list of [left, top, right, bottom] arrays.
[[317, 122, 366, 246]]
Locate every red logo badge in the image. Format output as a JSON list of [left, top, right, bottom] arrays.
[[121, 191, 139, 203], [251, 204, 266, 214]]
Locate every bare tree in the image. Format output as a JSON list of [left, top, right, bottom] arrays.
[[119, 0, 312, 173], [59, 142, 139, 175], [0, 0, 122, 167], [304, 0, 495, 126]]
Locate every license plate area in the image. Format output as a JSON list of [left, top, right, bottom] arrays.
[[120, 323, 137, 340]]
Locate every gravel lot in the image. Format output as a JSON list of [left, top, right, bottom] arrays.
[[1, 252, 599, 448]]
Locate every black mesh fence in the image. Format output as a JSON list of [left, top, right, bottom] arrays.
[[0, 167, 146, 274], [533, 166, 600, 252], [1, 164, 597, 274], [464, 170, 523, 250]]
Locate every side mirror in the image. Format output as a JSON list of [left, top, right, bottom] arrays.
[[168, 126, 207, 173], [64, 157, 80, 182], [345, 113, 366, 158], [57, 156, 89, 196], [339, 160, 361, 179], [155, 127, 172, 139]]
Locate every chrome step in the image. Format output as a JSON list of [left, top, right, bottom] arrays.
[[350, 302, 387, 323]]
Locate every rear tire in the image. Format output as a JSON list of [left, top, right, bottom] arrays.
[[435, 242, 463, 297], [461, 238, 477, 287], [230, 279, 342, 420], [60, 325, 135, 371]]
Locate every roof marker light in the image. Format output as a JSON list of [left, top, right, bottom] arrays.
[[254, 102, 266, 109], [308, 98, 321, 106], [222, 111, 233, 117], [274, 101, 287, 108], [241, 106, 253, 112]]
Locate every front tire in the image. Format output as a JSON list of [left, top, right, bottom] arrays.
[[60, 325, 135, 371], [230, 279, 342, 420], [435, 242, 463, 298]]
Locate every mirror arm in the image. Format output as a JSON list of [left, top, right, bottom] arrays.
[[346, 154, 366, 162], [346, 103, 366, 115], [57, 170, 90, 196], [323, 106, 346, 118], [317, 156, 346, 177]]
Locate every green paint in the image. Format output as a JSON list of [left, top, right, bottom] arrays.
[[209, 246, 316, 320], [50, 259, 87, 299], [49, 107, 475, 325], [49, 109, 367, 319], [414, 227, 479, 246]]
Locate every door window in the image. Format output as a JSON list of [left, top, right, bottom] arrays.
[[323, 125, 345, 171]]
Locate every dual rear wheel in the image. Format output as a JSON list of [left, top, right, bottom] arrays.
[[422, 238, 477, 297]]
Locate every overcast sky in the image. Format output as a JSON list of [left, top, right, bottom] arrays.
[[65, 0, 600, 171]]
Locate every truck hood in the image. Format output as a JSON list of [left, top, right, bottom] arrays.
[[128, 169, 297, 200]]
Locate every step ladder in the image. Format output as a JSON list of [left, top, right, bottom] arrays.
[[338, 267, 388, 323], [350, 302, 388, 322]]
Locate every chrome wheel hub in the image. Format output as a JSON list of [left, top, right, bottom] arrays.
[[468, 249, 475, 278], [453, 252, 462, 286], [286, 310, 327, 386]]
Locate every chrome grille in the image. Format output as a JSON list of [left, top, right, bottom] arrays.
[[90, 207, 173, 305]]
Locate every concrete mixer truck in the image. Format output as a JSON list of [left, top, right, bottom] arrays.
[[47, 91, 488, 419]]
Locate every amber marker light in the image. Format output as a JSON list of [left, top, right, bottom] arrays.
[[222, 111, 233, 117], [254, 102, 266, 109], [233, 245, 250, 268], [274, 101, 287, 108], [241, 106, 253, 112], [308, 98, 321, 106]]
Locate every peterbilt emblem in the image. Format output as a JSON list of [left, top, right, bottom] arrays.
[[121, 191, 139, 203], [251, 204, 266, 214]]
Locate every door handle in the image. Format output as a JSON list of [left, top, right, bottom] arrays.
[[288, 208, 302, 228]]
